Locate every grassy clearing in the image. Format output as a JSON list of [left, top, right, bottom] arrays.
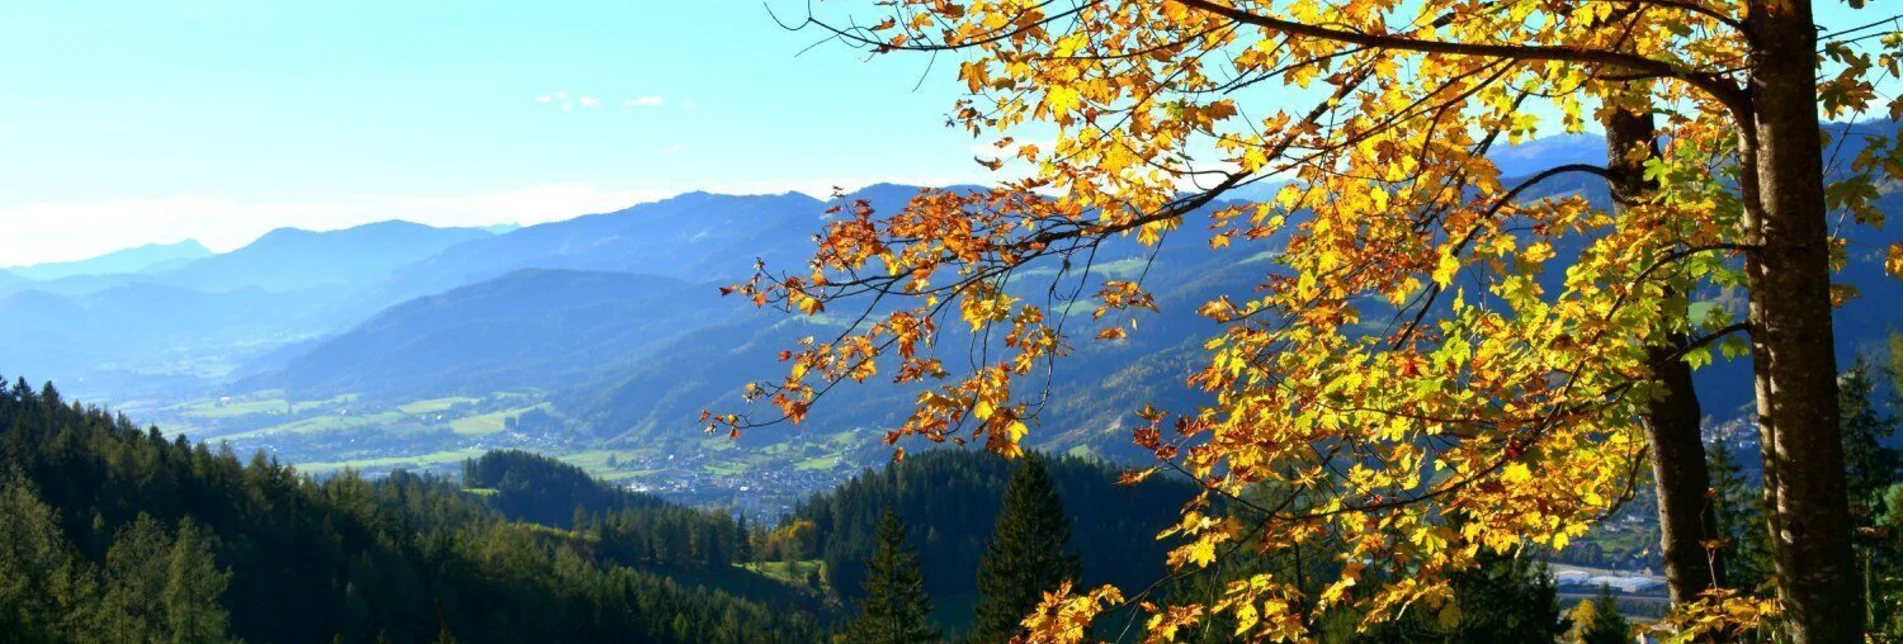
[[297, 447, 487, 475], [563, 449, 643, 471], [704, 461, 751, 476], [399, 396, 480, 415], [741, 560, 828, 591], [219, 410, 409, 440], [795, 454, 843, 472], [173, 392, 360, 420], [448, 403, 551, 436], [178, 398, 290, 419], [697, 435, 742, 452]]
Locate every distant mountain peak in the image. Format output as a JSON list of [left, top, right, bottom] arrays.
[[5, 239, 216, 281]]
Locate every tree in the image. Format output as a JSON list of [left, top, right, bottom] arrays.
[[1568, 589, 1630, 644], [0, 381, 827, 644], [969, 457, 1080, 644], [1708, 440, 1772, 593], [1445, 552, 1565, 644], [162, 519, 232, 644], [1602, 89, 1725, 607], [99, 515, 234, 644], [0, 474, 101, 643], [1840, 359, 1900, 515], [1873, 483, 1903, 639], [734, 515, 754, 563], [1352, 550, 1567, 643], [722, 0, 1903, 640], [843, 508, 941, 644], [1839, 358, 1901, 634]]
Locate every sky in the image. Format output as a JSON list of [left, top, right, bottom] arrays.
[[0, 1, 1892, 265], [0, 0, 992, 264]]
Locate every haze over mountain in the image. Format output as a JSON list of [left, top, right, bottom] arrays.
[[322, 191, 830, 323], [4, 239, 212, 281], [153, 220, 494, 293], [251, 269, 738, 399]]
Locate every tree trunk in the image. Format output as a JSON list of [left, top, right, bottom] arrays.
[[1744, 1, 1861, 640], [1603, 104, 1726, 604]]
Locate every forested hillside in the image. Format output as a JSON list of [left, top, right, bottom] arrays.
[[781, 449, 1197, 605], [463, 450, 751, 571], [0, 375, 822, 643]]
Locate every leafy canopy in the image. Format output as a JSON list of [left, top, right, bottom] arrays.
[[719, 0, 1903, 640]]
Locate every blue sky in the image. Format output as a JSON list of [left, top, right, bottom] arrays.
[[0, 1, 1891, 265], [0, 0, 988, 264]]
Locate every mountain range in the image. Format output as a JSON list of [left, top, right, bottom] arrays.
[[3, 239, 212, 281], [0, 133, 1897, 474]]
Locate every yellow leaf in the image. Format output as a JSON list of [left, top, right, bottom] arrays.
[[1503, 463, 1533, 484], [1433, 250, 1461, 287]]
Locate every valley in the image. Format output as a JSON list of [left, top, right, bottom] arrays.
[[135, 387, 867, 517], [9, 143, 1899, 535]]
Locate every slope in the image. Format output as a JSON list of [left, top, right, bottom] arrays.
[[251, 269, 736, 400], [0, 377, 825, 644]]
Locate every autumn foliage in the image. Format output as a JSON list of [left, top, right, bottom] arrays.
[[719, 0, 1903, 641]]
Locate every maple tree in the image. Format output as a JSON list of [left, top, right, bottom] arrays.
[[1602, 90, 1727, 606], [717, 0, 1903, 641]]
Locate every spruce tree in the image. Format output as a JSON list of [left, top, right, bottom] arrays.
[[1708, 439, 1773, 591], [1445, 552, 1564, 644], [843, 508, 941, 644], [1839, 359, 1900, 514], [734, 515, 753, 563], [1572, 589, 1629, 644], [969, 456, 1079, 644]]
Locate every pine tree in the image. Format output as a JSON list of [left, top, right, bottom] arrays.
[[734, 516, 753, 563], [1708, 440, 1772, 592], [843, 508, 941, 644], [1446, 552, 1565, 644], [163, 518, 232, 644], [1349, 549, 1565, 643], [1570, 589, 1629, 644], [1840, 359, 1901, 514], [100, 514, 233, 644], [1841, 356, 1903, 636], [0, 474, 102, 643], [969, 456, 1080, 644]]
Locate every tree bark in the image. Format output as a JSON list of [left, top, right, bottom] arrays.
[[1603, 104, 1726, 605], [1744, 1, 1862, 640]]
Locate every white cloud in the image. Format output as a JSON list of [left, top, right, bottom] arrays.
[[623, 96, 665, 107], [534, 95, 553, 103], [578, 95, 600, 108], [662, 145, 685, 155]]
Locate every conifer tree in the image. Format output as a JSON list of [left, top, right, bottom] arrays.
[[1839, 357, 1901, 635], [0, 474, 101, 643], [1708, 441, 1771, 592], [1840, 359, 1900, 514], [843, 508, 940, 644], [1572, 589, 1629, 644], [969, 456, 1079, 644], [734, 515, 753, 563], [1445, 552, 1564, 644], [100, 514, 233, 644]]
